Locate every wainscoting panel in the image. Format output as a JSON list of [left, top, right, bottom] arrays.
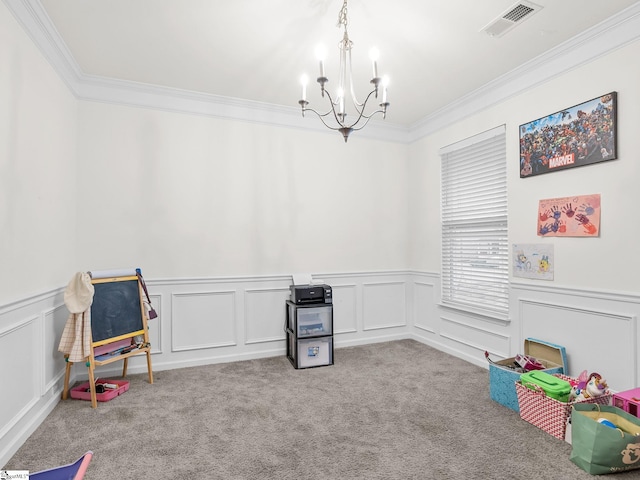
[[43, 304, 68, 392], [406, 271, 513, 368], [0, 316, 38, 431], [362, 281, 407, 331], [171, 290, 237, 351], [331, 283, 357, 335], [412, 280, 437, 335], [439, 312, 511, 364], [244, 287, 291, 344], [519, 297, 637, 391], [147, 293, 162, 355], [0, 289, 64, 467]]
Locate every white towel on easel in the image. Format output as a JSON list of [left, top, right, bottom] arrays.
[[58, 272, 94, 362]]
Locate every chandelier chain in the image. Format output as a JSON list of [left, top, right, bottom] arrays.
[[337, 0, 349, 30]]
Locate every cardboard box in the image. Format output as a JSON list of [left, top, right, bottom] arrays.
[[70, 379, 130, 402], [488, 338, 567, 412]]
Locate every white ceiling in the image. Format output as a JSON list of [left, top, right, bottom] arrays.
[[21, 0, 640, 128]]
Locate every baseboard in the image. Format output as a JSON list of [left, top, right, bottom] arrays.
[[411, 330, 489, 371]]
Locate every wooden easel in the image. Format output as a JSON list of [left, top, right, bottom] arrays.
[[62, 274, 153, 408]]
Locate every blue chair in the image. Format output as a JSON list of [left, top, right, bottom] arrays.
[[29, 451, 93, 479]]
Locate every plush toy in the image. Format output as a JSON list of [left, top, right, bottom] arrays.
[[569, 371, 608, 402], [569, 370, 588, 401], [581, 373, 608, 399]]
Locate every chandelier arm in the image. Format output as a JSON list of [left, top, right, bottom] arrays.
[[341, 87, 379, 129], [303, 105, 386, 132], [322, 89, 348, 128], [349, 109, 387, 132], [303, 107, 339, 119], [301, 108, 345, 132], [301, 89, 346, 124], [350, 105, 388, 121], [303, 87, 388, 131]]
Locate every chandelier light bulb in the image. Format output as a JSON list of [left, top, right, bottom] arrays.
[[300, 74, 309, 101], [369, 47, 380, 78], [336, 87, 345, 114], [382, 75, 389, 104], [315, 45, 327, 78]]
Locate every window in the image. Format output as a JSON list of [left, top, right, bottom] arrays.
[[440, 125, 508, 319]]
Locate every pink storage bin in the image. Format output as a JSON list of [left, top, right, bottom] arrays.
[[612, 388, 640, 417], [70, 379, 130, 402]]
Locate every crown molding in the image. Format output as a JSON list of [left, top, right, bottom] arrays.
[[3, 0, 83, 88], [409, 2, 640, 140], [74, 73, 412, 143], [5, 0, 640, 145]]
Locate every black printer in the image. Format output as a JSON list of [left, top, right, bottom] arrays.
[[289, 284, 332, 305]]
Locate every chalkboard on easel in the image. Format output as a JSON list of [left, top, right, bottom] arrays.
[[61, 272, 154, 408], [90, 275, 146, 346]]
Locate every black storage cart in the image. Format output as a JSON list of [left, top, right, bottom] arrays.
[[285, 300, 333, 369]]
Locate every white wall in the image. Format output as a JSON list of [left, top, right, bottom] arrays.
[[74, 102, 410, 278], [0, 2, 78, 465], [0, 3, 77, 305], [409, 40, 640, 293]]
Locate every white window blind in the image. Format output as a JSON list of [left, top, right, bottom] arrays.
[[440, 126, 508, 319]]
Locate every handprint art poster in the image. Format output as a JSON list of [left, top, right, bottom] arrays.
[[537, 194, 600, 237]]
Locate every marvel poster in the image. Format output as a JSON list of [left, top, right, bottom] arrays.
[[520, 92, 617, 178]]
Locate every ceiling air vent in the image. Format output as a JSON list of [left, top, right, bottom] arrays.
[[481, 1, 543, 38]]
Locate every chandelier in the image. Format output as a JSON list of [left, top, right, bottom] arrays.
[[298, 0, 389, 142]]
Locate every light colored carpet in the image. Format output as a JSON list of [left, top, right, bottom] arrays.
[[3, 340, 616, 479]]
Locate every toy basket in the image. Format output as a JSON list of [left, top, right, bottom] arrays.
[[488, 338, 567, 412], [515, 374, 611, 440]]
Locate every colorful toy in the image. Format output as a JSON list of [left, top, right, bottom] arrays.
[[598, 418, 618, 429], [514, 353, 545, 371], [612, 388, 640, 418], [569, 370, 608, 402]]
